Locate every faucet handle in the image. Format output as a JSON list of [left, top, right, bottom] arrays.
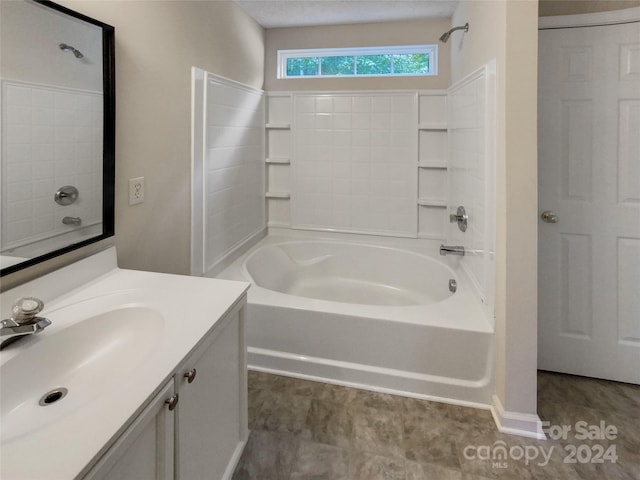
[[12, 297, 44, 325]]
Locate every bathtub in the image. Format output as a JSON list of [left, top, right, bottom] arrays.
[[218, 230, 495, 406]]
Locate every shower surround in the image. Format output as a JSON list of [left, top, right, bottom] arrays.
[[193, 63, 496, 405]]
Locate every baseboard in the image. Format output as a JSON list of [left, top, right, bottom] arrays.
[[491, 394, 546, 439]]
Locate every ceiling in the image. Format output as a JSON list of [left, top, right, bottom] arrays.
[[233, 0, 458, 28]]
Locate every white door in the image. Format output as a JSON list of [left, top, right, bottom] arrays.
[[538, 18, 640, 384]]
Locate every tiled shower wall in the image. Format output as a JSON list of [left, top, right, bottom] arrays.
[[192, 70, 265, 276], [265, 91, 449, 239], [447, 63, 496, 311], [291, 93, 418, 236], [1, 80, 103, 253]]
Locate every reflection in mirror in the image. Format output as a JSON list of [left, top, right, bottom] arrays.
[[0, 0, 114, 276]]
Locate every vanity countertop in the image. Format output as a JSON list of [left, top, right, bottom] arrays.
[[0, 248, 250, 480]]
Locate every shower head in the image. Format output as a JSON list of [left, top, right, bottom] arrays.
[[439, 31, 452, 43], [59, 43, 84, 59], [439, 23, 469, 43]]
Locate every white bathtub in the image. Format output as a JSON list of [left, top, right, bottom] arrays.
[[218, 231, 495, 406]]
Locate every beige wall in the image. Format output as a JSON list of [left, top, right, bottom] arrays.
[[539, 0, 640, 16], [1, 0, 264, 288], [265, 19, 451, 91], [502, 0, 539, 418], [452, 0, 539, 420]]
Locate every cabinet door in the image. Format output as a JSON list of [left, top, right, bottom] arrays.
[[177, 308, 247, 480], [84, 380, 176, 480]]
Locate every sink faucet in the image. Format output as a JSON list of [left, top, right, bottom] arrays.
[[440, 245, 465, 256], [1, 297, 51, 349]]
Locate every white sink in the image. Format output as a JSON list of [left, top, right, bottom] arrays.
[[0, 306, 164, 443]]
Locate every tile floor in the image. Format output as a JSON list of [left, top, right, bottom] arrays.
[[232, 370, 640, 480]]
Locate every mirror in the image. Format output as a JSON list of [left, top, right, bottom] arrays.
[[0, 0, 114, 276]]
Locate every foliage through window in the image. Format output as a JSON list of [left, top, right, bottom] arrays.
[[278, 45, 437, 79]]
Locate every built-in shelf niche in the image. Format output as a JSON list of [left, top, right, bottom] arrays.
[[418, 204, 448, 240], [417, 91, 448, 240], [266, 93, 293, 227]]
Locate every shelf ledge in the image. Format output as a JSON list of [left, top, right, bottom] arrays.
[[417, 198, 447, 207], [266, 157, 291, 165], [418, 161, 448, 169], [266, 192, 291, 199], [418, 123, 447, 131], [266, 123, 291, 130]]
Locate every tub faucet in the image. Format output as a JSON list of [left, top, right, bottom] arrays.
[[0, 297, 51, 349], [440, 245, 465, 256]]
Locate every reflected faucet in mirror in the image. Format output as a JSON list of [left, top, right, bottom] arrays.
[[62, 216, 82, 226], [0, 297, 51, 349], [440, 245, 466, 256]]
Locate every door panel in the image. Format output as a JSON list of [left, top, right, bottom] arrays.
[[559, 233, 592, 339], [618, 100, 640, 204], [618, 238, 640, 345]]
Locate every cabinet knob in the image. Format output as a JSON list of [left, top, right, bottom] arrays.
[[184, 368, 197, 384], [165, 394, 179, 411]]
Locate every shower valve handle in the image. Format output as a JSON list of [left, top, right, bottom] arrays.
[[450, 206, 468, 232]]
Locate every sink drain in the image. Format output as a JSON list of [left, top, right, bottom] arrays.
[[39, 387, 68, 406]]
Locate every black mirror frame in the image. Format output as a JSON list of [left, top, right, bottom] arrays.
[[0, 0, 115, 277]]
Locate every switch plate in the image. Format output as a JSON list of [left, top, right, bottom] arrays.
[[129, 177, 145, 205]]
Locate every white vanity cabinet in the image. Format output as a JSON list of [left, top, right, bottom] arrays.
[[82, 300, 247, 480], [176, 306, 248, 480]]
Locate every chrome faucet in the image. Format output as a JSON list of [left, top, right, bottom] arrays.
[[0, 297, 51, 349], [440, 245, 465, 256], [62, 216, 82, 226]]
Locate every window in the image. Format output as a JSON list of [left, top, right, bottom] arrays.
[[277, 45, 438, 79]]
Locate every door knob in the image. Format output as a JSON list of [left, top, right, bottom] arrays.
[[540, 211, 559, 223]]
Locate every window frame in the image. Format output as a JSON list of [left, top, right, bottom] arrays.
[[277, 45, 438, 79]]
